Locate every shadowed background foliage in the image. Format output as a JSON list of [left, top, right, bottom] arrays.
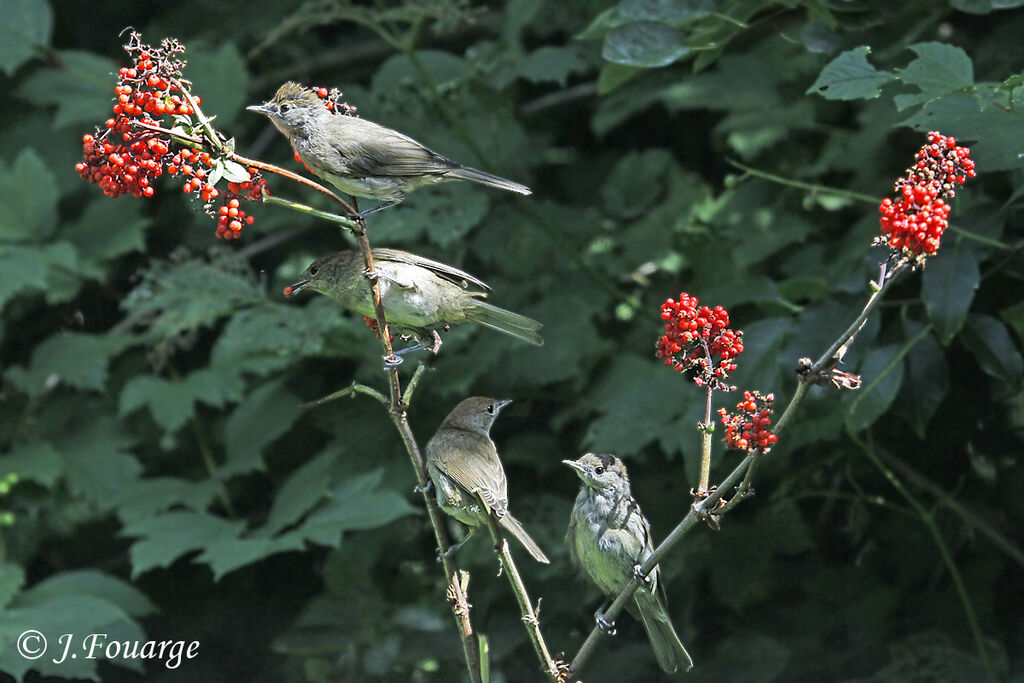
[[0, 0, 1022, 681]]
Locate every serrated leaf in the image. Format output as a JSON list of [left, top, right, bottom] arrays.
[[922, 245, 980, 344], [16, 50, 117, 127], [111, 477, 221, 524], [4, 332, 118, 396], [0, 148, 58, 241], [603, 21, 689, 68], [119, 367, 244, 433], [846, 345, 906, 433], [221, 378, 302, 476], [0, 441, 63, 487], [265, 447, 342, 534], [196, 534, 306, 580], [807, 46, 893, 100], [0, 0, 52, 75], [892, 42, 973, 111], [122, 511, 246, 577], [961, 313, 1023, 387], [296, 470, 418, 547]]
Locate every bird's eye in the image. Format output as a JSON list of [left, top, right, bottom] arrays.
[[486, 404, 494, 414], [279, 103, 291, 113], [309, 265, 319, 276], [594, 466, 605, 475]]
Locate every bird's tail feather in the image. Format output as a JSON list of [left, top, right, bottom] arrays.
[[634, 589, 694, 673], [498, 514, 550, 564], [469, 301, 543, 346], [447, 166, 532, 196]]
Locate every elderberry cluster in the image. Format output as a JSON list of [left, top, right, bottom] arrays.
[[877, 131, 975, 264], [75, 32, 267, 239], [656, 293, 744, 390], [718, 391, 777, 453]]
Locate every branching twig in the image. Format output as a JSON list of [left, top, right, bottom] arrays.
[[477, 495, 563, 682]]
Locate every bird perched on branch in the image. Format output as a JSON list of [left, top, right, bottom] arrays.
[[426, 397, 549, 564], [285, 248, 543, 355], [565, 453, 693, 674], [248, 82, 531, 216]]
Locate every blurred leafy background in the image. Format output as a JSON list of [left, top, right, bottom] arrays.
[[0, 0, 1022, 681]]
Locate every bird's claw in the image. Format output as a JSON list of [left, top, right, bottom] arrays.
[[594, 607, 617, 636], [362, 267, 378, 281], [413, 480, 433, 494], [383, 354, 404, 368], [633, 564, 654, 588]]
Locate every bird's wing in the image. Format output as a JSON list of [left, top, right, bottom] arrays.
[[374, 248, 490, 291], [341, 119, 458, 177], [432, 429, 508, 516]]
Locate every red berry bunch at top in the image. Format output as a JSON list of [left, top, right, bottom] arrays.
[[656, 293, 744, 390], [877, 131, 975, 264], [718, 390, 777, 453], [75, 32, 267, 239]]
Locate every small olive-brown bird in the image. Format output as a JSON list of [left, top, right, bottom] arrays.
[[248, 82, 531, 215], [425, 397, 549, 564], [565, 453, 693, 673], [285, 249, 543, 352]]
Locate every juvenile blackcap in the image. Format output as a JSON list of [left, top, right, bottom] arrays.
[[565, 453, 693, 674], [285, 248, 542, 352], [426, 397, 549, 564], [248, 82, 531, 214]]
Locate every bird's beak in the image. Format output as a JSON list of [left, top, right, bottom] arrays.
[[562, 459, 584, 474], [284, 277, 311, 297], [246, 103, 273, 116], [496, 399, 513, 410]]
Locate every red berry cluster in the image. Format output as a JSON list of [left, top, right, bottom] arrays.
[[76, 32, 266, 239], [718, 390, 777, 452], [312, 86, 358, 116], [877, 131, 975, 263], [656, 293, 744, 390]]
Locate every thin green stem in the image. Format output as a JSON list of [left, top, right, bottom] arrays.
[[726, 159, 879, 204], [855, 437, 996, 681], [300, 382, 388, 410], [697, 386, 714, 495]]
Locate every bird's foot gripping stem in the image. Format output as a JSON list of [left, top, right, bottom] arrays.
[[357, 200, 398, 220], [633, 564, 654, 589], [595, 604, 617, 636]]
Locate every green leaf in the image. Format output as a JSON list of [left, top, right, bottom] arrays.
[[961, 313, 1023, 387], [119, 368, 245, 433], [0, 0, 52, 75], [596, 61, 644, 94], [372, 183, 490, 248], [221, 378, 302, 476], [899, 323, 949, 437], [16, 570, 156, 617], [295, 469, 419, 547], [0, 564, 26, 610], [513, 46, 584, 86], [846, 345, 906, 433], [922, 244, 980, 345], [602, 21, 689, 68], [188, 42, 248, 127], [122, 511, 246, 577], [64, 199, 149, 271], [4, 332, 119, 396], [0, 148, 58, 241], [111, 477, 220, 524], [16, 50, 117, 127], [602, 149, 674, 218], [0, 441, 63, 487], [56, 419, 141, 508], [893, 42, 973, 110], [0, 242, 76, 309], [220, 158, 252, 182], [196, 534, 306, 580], [265, 446, 342, 534], [806, 46, 893, 100]]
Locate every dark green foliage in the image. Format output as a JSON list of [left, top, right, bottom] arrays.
[[0, 0, 1022, 681]]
